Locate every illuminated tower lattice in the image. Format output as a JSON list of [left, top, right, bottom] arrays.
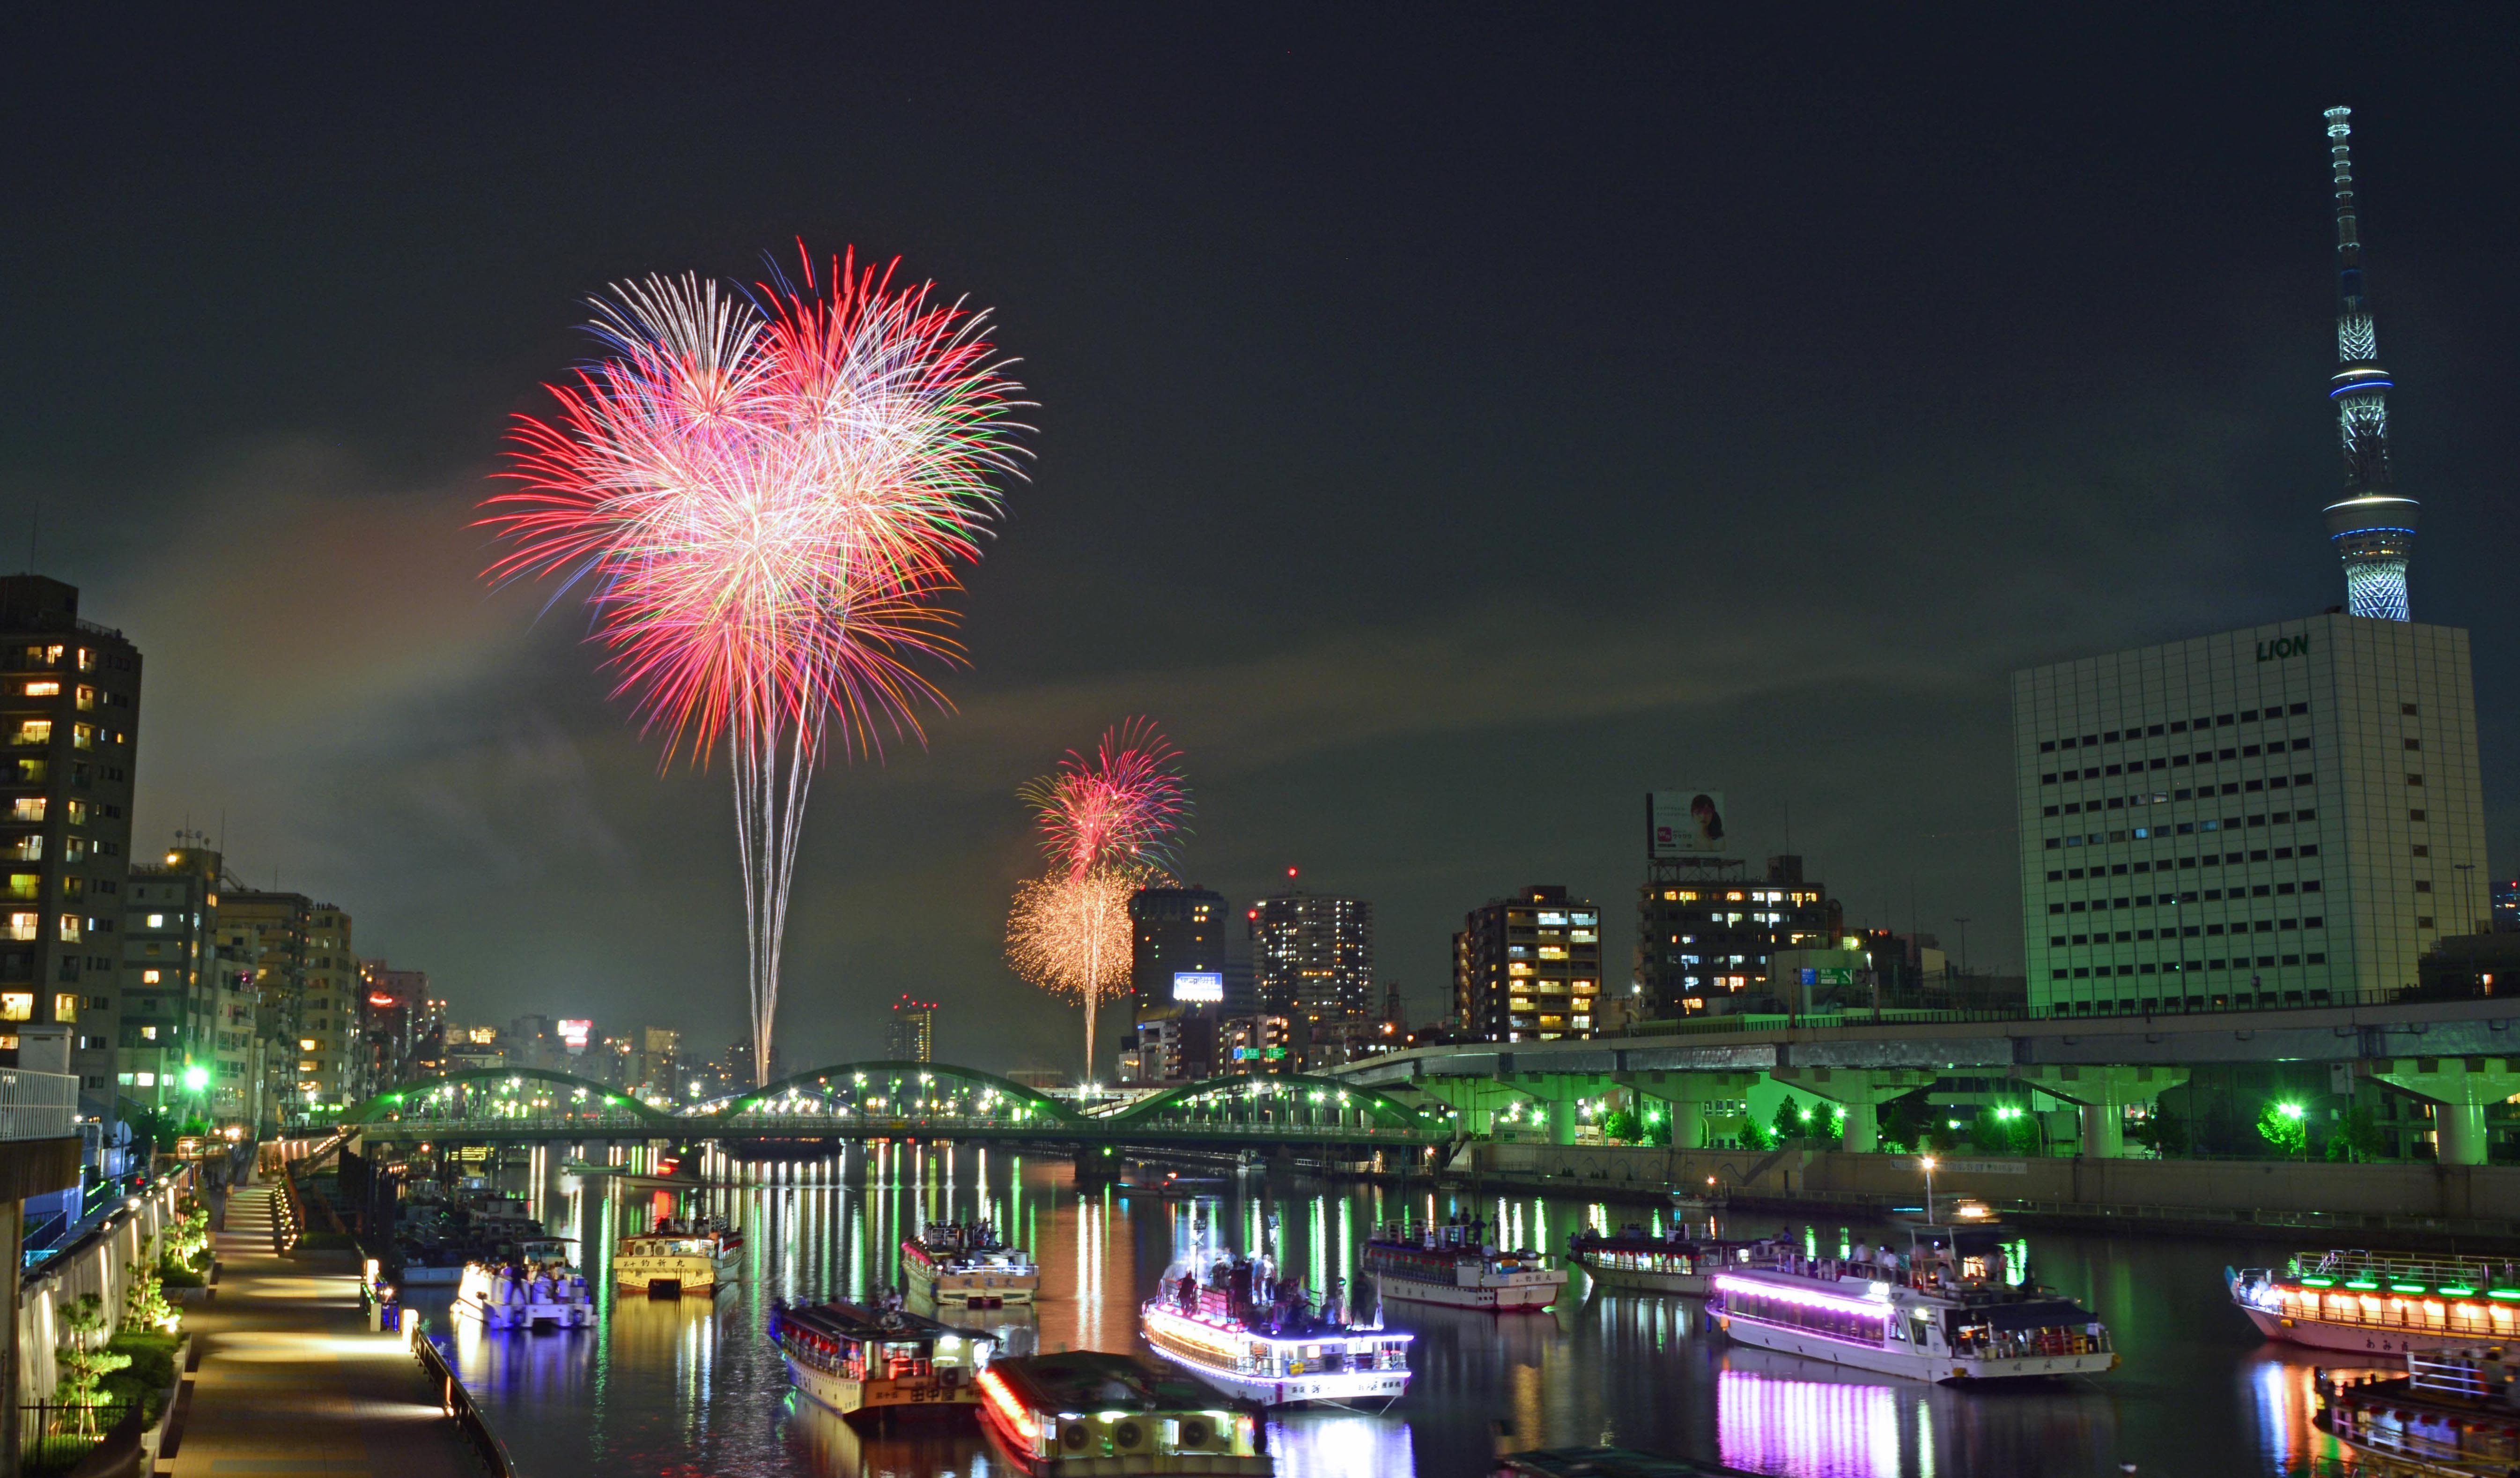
[[2321, 106, 2417, 621]]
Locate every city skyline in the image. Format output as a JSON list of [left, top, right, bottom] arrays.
[[7, 14, 2520, 1070]]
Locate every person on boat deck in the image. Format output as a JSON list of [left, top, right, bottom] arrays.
[[1176, 1270, 1198, 1312]]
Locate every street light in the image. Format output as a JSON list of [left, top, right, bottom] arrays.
[[1920, 1155, 1938, 1222]]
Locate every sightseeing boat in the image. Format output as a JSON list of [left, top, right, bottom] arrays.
[[615, 1216, 744, 1297], [901, 1221, 1040, 1309], [1711, 1222, 2116, 1382], [975, 1351, 1269, 1476], [1567, 1199, 1740, 1297], [1140, 1254, 1411, 1407], [2232, 1251, 2520, 1355], [1364, 1218, 1567, 1311], [769, 1296, 994, 1420], [2315, 1346, 2520, 1472], [453, 1241, 593, 1331]]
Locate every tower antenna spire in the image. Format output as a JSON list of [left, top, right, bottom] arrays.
[[2322, 105, 2418, 621]]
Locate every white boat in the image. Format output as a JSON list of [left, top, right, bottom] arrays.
[[977, 1351, 1268, 1475], [1363, 1218, 1567, 1311], [771, 1296, 992, 1420], [901, 1222, 1039, 1308], [1141, 1255, 1411, 1407], [2230, 1251, 2520, 1355], [1567, 1223, 1738, 1296], [453, 1241, 593, 1332], [1712, 1222, 2116, 1382], [617, 1216, 744, 1297]]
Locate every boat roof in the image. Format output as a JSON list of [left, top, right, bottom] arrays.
[[986, 1352, 1222, 1412], [781, 1300, 982, 1344]]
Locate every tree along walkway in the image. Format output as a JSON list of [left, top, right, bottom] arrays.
[[165, 1183, 478, 1478]]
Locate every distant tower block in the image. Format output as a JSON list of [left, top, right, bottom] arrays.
[[2321, 106, 2418, 621]]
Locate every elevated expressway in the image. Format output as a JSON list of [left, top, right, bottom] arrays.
[[1328, 996, 2520, 1164]]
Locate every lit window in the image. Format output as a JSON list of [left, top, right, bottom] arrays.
[[133, 1071, 154, 1086], [10, 799, 41, 822], [299, 1038, 318, 1051], [53, 994, 75, 1021], [140, 1026, 156, 1040], [69, 725, 92, 751], [56, 914, 79, 943], [73, 686, 92, 711], [140, 969, 160, 984], [21, 683, 56, 698], [0, 993, 28, 1022], [3, 876, 31, 902], [146, 914, 163, 928], [74, 649, 93, 672], [11, 721, 48, 746], [63, 801, 85, 826]]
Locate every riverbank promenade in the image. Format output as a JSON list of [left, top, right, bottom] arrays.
[[165, 1183, 477, 1478]]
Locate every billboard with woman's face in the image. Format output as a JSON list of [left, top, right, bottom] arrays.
[[1647, 790, 1727, 856]]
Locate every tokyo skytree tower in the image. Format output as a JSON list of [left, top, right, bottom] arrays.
[[2321, 106, 2417, 621]]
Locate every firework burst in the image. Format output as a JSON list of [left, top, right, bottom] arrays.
[[483, 248, 1029, 1086], [1006, 719, 1191, 1077]]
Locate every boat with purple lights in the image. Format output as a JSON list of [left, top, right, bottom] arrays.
[[1711, 1222, 2116, 1382]]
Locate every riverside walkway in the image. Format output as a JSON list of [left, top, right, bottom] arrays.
[[165, 1183, 480, 1478]]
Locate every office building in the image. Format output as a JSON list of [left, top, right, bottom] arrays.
[[0, 576, 143, 1122], [1250, 885, 1373, 1029], [2015, 615, 2485, 1016], [886, 995, 937, 1062], [356, 961, 429, 1098], [1453, 885, 1604, 1042], [1219, 1013, 1292, 1075], [116, 842, 223, 1118], [1634, 854, 1844, 1015]]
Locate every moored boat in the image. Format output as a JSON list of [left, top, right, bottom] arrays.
[[901, 1221, 1040, 1308], [1712, 1222, 2115, 1382], [616, 1215, 744, 1297], [2316, 1345, 2520, 1472], [453, 1245, 593, 1332], [771, 1295, 992, 1420], [1567, 1220, 1739, 1297], [1141, 1254, 1411, 1406], [2232, 1251, 2520, 1355], [1365, 1218, 1567, 1311], [975, 1351, 1268, 1475]]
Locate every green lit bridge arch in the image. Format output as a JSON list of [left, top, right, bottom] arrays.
[[335, 1063, 1456, 1149]]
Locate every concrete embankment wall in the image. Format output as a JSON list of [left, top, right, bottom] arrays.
[[16, 1172, 186, 1400], [1456, 1142, 2520, 1228]]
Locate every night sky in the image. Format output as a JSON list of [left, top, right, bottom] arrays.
[[6, 10, 2515, 1073]]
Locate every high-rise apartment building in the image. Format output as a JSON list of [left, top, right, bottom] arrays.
[[301, 905, 356, 1104], [1129, 885, 1242, 1020], [1454, 885, 1604, 1042], [221, 891, 310, 1126], [1635, 855, 1843, 1015], [0, 577, 143, 1121], [356, 961, 428, 1099], [886, 995, 937, 1062], [2013, 614, 2485, 1017], [117, 842, 223, 1118], [1250, 885, 1373, 1029]]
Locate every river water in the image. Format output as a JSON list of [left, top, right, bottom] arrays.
[[407, 1144, 2370, 1478]]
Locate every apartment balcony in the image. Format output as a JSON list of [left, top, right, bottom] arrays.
[[0, 1070, 78, 1141]]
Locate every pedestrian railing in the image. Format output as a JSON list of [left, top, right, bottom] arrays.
[[411, 1319, 516, 1477], [19, 1399, 140, 1469]]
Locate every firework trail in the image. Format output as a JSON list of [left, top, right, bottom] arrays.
[[1006, 720, 1191, 1077], [484, 249, 1029, 1086]]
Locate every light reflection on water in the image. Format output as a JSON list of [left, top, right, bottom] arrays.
[[411, 1146, 2361, 1478]]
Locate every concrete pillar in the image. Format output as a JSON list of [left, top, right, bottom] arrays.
[[1616, 1070, 1759, 1151], [2080, 1102, 2123, 1159], [1766, 1067, 1939, 1152], [2366, 1059, 2520, 1167], [2011, 1065, 2188, 1159]]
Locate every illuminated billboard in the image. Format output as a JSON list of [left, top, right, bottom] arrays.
[[1647, 790, 1728, 857], [558, 1018, 592, 1052], [1172, 971, 1225, 1004]]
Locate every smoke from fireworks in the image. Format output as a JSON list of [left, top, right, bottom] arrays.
[[1005, 720, 1191, 1077], [484, 249, 1029, 1086]]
